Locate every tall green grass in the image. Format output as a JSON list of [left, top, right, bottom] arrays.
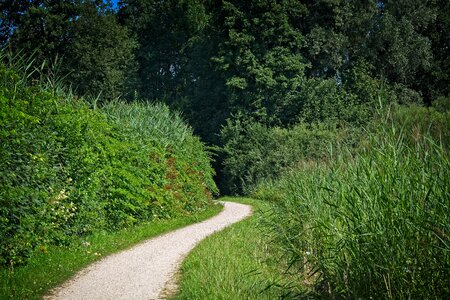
[[254, 111, 449, 298]]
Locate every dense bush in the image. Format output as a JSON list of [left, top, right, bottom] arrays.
[[0, 63, 217, 266], [102, 101, 217, 218], [219, 116, 364, 195], [253, 107, 449, 298]]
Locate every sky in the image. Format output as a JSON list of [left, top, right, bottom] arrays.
[[110, 0, 119, 9]]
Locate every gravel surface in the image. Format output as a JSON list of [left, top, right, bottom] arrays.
[[45, 201, 252, 300]]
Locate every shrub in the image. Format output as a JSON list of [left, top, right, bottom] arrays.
[[0, 62, 217, 267], [102, 101, 218, 221], [220, 117, 347, 195]]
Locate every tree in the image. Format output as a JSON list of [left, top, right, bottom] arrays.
[[210, 0, 309, 126], [4, 0, 80, 62], [119, 0, 206, 102], [300, 0, 441, 104], [2, 0, 137, 100], [299, 0, 378, 78], [412, 0, 450, 103], [0, 1, 38, 47], [119, 0, 226, 142], [363, 0, 435, 85], [65, 3, 137, 100]]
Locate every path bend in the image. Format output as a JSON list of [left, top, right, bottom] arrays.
[[45, 201, 252, 300]]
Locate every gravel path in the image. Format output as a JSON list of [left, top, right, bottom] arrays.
[[45, 201, 252, 300]]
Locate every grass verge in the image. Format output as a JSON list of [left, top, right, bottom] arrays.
[[173, 197, 301, 299], [0, 203, 223, 300]]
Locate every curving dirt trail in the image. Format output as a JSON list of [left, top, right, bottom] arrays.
[[45, 201, 252, 300]]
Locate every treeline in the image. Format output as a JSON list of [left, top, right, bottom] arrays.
[[1, 0, 449, 192], [0, 55, 217, 266]]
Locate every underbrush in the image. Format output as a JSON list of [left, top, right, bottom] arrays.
[[253, 108, 449, 298], [220, 119, 357, 195], [0, 59, 217, 268]]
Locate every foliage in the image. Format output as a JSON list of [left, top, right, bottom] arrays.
[[253, 107, 450, 298], [118, 0, 208, 102], [218, 65, 391, 194], [418, 0, 450, 102], [2, 0, 449, 296], [1, 0, 78, 58], [361, 0, 436, 84], [116, 0, 450, 153], [0, 61, 216, 267], [1, 0, 137, 100], [209, 0, 308, 126], [64, 3, 137, 101], [3, 0, 449, 148], [390, 104, 450, 146], [220, 117, 347, 195], [3, 0, 449, 158], [300, 0, 443, 104], [102, 100, 218, 217]]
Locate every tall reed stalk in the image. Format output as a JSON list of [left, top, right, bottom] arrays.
[[255, 115, 449, 298]]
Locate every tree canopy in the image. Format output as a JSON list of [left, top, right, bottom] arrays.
[[1, 0, 136, 100]]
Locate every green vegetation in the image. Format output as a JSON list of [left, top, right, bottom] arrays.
[[220, 120, 343, 195], [3, 1, 449, 145], [174, 108, 449, 299], [1, 0, 449, 298], [0, 203, 222, 300], [0, 56, 217, 269], [174, 197, 300, 299], [253, 108, 449, 298], [1, 1, 136, 100]]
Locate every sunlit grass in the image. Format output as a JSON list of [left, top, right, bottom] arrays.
[[0, 203, 223, 300], [173, 197, 303, 300]]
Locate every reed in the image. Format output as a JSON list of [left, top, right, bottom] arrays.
[[254, 114, 450, 298]]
